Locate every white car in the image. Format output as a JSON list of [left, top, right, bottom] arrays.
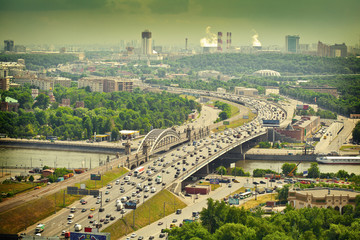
[[131, 233, 137, 238]]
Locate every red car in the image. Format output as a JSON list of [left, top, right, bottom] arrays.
[[88, 215, 93, 219]]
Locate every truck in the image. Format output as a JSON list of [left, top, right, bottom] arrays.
[[116, 202, 123, 211], [134, 166, 145, 177], [74, 224, 82, 231], [155, 175, 162, 184], [35, 224, 45, 233]]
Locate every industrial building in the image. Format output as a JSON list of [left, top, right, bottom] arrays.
[[78, 77, 133, 93], [142, 30, 152, 55], [234, 87, 258, 96], [288, 188, 359, 214], [285, 35, 300, 53], [274, 116, 320, 142]]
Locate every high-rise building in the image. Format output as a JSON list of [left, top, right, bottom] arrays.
[[4, 40, 14, 52], [285, 35, 300, 53], [142, 30, 152, 55], [330, 43, 347, 57]]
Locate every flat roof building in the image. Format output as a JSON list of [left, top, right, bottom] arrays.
[[78, 77, 133, 93], [234, 86, 258, 96], [288, 188, 359, 214]]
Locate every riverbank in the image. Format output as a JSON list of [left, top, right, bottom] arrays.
[[0, 138, 134, 154]]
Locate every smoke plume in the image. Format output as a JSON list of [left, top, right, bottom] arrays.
[[252, 30, 262, 47], [200, 26, 217, 47]]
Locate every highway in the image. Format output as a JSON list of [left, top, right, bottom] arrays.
[[20, 90, 286, 238]]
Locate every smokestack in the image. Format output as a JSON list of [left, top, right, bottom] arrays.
[[217, 32, 222, 52], [227, 32, 232, 50], [185, 38, 188, 50]]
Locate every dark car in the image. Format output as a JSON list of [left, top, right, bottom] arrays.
[[260, 181, 266, 184], [99, 207, 105, 212], [253, 181, 259, 185]]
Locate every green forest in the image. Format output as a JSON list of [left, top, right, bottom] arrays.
[[171, 53, 360, 75], [167, 197, 360, 240], [0, 86, 200, 140], [0, 54, 78, 71]]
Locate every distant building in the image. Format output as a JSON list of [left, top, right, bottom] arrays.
[[0, 96, 19, 112], [198, 70, 221, 79], [78, 77, 133, 93], [275, 116, 320, 142], [285, 35, 300, 53], [318, 41, 347, 57], [330, 43, 347, 57], [60, 98, 71, 107], [288, 188, 359, 213], [289, 86, 338, 98], [142, 30, 152, 55], [32, 77, 71, 91], [42, 169, 54, 177], [317, 41, 331, 57], [234, 86, 258, 96], [253, 69, 281, 77], [31, 89, 39, 99], [75, 101, 85, 108], [217, 87, 226, 93], [4, 40, 14, 52], [15, 45, 26, 53]]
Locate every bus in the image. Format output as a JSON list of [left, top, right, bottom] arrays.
[[239, 192, 252, 199]]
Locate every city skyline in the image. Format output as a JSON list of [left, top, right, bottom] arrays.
[[0, 0, 360, 48]]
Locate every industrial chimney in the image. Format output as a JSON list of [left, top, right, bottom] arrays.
[[217, 32, 223, 52], [227, 32, 232, 50]]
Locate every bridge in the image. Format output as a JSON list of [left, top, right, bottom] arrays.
[[121, 88, 287, 195]]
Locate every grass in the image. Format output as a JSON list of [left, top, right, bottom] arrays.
[[213, 112, 256, 132], [340, 145, 360, 151], [229, 104, 240, 118], [0, 167, 128, 234], [102, 189, 186, 239], [0, 189, 82, 234], [198, 182, 221, 191], [0, 182, 39, 198], [179, 95, 196, 101], [74, 167, 128, 190], [240, 193, 277, 210]]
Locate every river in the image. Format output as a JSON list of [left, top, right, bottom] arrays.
[[0, 148, 113, 169], [0, 148, 359, 175]]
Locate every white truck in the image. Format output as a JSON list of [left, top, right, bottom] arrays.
[[155, 175, 162, 184], [116, 202, 124, 211], [35, 224, 45, 233], [74, 224, 82, 231]]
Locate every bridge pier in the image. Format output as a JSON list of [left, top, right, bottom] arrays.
[[125, 141, 131, 155]]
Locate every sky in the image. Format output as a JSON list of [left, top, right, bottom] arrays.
[[1, 0, 359, 49]]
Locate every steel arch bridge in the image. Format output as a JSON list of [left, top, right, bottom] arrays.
[[137, 128, 181, 155]]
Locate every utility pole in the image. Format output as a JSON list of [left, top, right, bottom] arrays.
[[133, 209, 135, 228]]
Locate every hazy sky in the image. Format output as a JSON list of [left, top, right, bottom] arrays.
[[1, 0, 359, 48]]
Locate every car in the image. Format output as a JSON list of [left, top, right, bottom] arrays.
[[110, 216, 116, 220], [88, 214, 94, 218], [138, 237, 144, 240], [96, 200, 101, 204], [90, 208, 95, 211], [162, 182, 166, 186], [89, 219, 95, 223], [228, 183, 232, 188], [144, 194, 149, 198], [67, 220, 73, 224], [81, 208, 87, 212], [277, 181, 283, 184], [172, 219, 177, 223], [260, 181, 266, 184], [269, 179, 276, 182], [131, 233, 137, 238], [121, 189, 125, 193], [159, 233, 165, 238], [148, 236, 154, 240], [158, 221, 163, 225], [104, 219, 109, 224], [253, 181, 259, 185], [106, 214, 111, 218], [105, 191, 110, 195], [128, 172, 132, 176], [176, 209, 182, 214], [99, 207, 105, 212], [121, 181, 125, 185]]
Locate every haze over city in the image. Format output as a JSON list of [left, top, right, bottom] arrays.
[[1, 0, 359, 48]]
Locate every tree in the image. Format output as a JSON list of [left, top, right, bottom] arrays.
[[167, 222, 213, 240], [213, 223, 256, 240], [353, 122, 360, 143], [277, 184, 290, 201], [282, 163, 297, 176], [33, 93, 50, 110], [29, 175, 34, 182], [307, 162, 320, 178], [216, 166, 227, 175]]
